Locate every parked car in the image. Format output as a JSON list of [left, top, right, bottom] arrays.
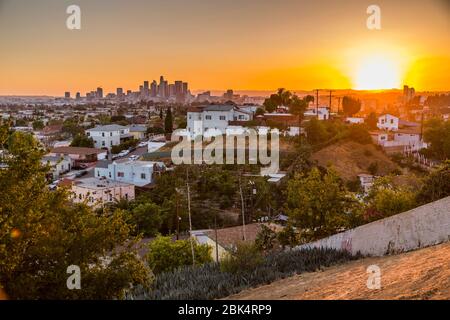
[[138, 141, 148, 148], [118, 150, 130, 157], [75, 170, 88, 178], [73, 163, 88, 170], [128, 155, 139, 161]]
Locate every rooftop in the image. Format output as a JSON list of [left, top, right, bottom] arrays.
[[51, 146, 106, 155], [73, 177, 133, 190], [86, 124, 128, 132]]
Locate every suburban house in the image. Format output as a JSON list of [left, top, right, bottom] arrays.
[[346, 117, 365, 124], [370, 126, 428, 153], [304, 106, 330, 120], [357, 173, 375, 193], [70, 177, 135, 208], [85, 124, 133, 150], [186, 105, 253, 137], [41, 155, 73, 180], [377, 114, 399, 131], [129, 124, 147, 140], [95, 159, 165, 186], [49, 146, 107, 164]]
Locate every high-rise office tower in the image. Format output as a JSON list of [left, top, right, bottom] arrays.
[[64, 92, 70, 99], [76, 92, 81, 100], [117, 88, 123, 96], [169, 84, 176, 97], [174, 81, 183, 96], [151, 80, 157, 97], [182, 82, 188, 95], [96, 87, 103, 98]]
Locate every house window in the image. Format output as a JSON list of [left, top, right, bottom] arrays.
[[219, 116, 226, 120], [238, 115, 245, 120], [205, 115, 212, 120], [102, 132, 105, 137], [125, 193, 128, 200], [110, 132, 113, 136], [108, 172, 111, 178], [97, 171, 100, 177], [189, 115, 191, 119], [118, 172, 124, 177], [102, 141, 105, 146], [110, 141, 113, 146], [141, 173, 146, 179]]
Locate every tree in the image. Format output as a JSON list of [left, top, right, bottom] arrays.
[[164, 108, 173, 134], [130, 202, 162, 237], [146, 235, 212, 274], [366, 112, 378, 130], [305, 118, 328, 146], [255, 107, 265, 116], [70, 134, 94, 148], [263, 98, 277, 113], [0, 131, 151, 299], [423, 118, 450, 160], [32, 120, 44, 131], [277, 224, 299, 249], [255, 225, 277, 251], [342, 96, 361, 116], [364, 176, 417, 222], [286, 167, 360, 240], [416, 160, 450, 204]]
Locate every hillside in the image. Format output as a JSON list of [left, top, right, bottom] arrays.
[[226, 242, 450, 300], [311, 141, 399, 181]]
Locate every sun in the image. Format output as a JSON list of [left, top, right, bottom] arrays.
[[354, 55, 401, 90]]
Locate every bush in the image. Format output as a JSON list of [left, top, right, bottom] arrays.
[[127, 248, 361, 300], [146, 235, 212, 274], [220, 242, 264, 274]]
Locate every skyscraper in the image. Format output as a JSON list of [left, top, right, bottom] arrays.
[[182, 82, 188, 95], [64, 92, 70, 99], [96, 87, 103, 99], [116, 88, 123, 96], [175, 81, 183, 96], [76, 92, 81, 100], [151, 80, 157, 97]]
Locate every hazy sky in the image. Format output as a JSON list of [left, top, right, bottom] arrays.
[[0, 0, 449, 95]]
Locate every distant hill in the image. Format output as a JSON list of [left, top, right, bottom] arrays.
[[311, 141, 399, 181]]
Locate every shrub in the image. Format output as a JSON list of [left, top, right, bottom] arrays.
[[254, 225, 277, 252], [146, 235, 212, 274], [220, 242, 264, 274]]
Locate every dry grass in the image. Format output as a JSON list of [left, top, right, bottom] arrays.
[[226, 242, 450, 300], [311, 141, 399, 181]]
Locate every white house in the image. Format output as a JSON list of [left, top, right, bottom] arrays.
[[86, 124, 132, 150], [346, 117, 365, 124], [71, 177, 135, 208], [187, 105, 253, 137], [95, 159, 165, 187], [370, 128, 428, 153], [357, 174, 375, 193], [41, 155, 73, 180], [304, 106, 330, 120], [377, 114, 399, 131]]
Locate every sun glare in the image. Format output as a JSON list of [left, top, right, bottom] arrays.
[[354, 55, 401, 90]]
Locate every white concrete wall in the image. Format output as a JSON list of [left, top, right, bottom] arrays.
[[296, 196, 450, 256]]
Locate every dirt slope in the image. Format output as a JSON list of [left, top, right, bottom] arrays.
[[227, 242, 450, 300], [311, 141, 398, 181]]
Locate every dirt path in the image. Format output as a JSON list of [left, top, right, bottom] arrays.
[[227, 242, 450, 300]]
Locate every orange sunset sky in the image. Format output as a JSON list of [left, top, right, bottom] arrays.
[[0, 0, 449, 96]]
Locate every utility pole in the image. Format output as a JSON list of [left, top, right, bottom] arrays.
[[329, 90, 333, 113], [186, 167, 195, 266], [175, 190, 180, 240], [315, 89, 319, 117], [238, 172, 246, 241], [214, 212, 219, 263]]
